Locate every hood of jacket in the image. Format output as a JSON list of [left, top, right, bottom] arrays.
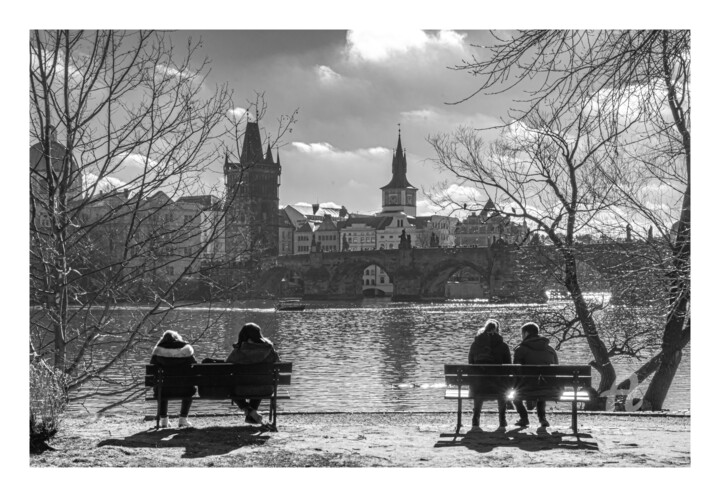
[[151, 341, 194, 358], [474, 331, 504, 347], [227, 339, 275, 364], [519, 335, 551, 351]]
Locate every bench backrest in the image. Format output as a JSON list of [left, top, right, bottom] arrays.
[[444, 364, 591, 399], [145, 362, 293, 389]]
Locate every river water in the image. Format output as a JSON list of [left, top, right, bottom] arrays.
[[55, 300, 690, 415]]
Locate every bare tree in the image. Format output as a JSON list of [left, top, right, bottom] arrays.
[[431, 30, 689, 410], [29, 30, 296, 406]]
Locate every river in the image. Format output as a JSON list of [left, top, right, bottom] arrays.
[[51, 300, 690, 415]]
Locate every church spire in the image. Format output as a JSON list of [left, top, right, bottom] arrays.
[[265, 142, 274, 163], [382, 126, 415, 190]]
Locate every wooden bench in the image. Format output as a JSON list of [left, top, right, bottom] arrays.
[[444, 364, 592, 434], [145, 362, 292, 431]]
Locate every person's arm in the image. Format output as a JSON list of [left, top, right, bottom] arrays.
[[503, 344, 511, 364], [513, 347, 523, 365], [551, 347, 559, 365]]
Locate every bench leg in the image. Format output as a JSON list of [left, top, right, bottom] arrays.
[[271, 396, 277, 431], [572, 401, 578, 434], [456, 397, 462, 434]]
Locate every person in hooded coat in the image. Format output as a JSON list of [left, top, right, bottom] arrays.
[[226, 322, 280, 425], [468, 319, 511, 428], [150, 330, 197, 428], [512, 322, 558, 427]]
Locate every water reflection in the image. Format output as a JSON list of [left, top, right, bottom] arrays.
[[44, 301, 690, 414]]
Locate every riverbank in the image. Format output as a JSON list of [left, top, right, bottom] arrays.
[[31, 410, 690, 468]]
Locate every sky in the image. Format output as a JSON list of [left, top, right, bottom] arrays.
[[165, 30, 511, 216]]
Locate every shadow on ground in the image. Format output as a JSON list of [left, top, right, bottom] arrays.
[[97, 426, 271, 459], [434, 427, 599, 454]]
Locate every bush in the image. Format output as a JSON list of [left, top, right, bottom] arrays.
[[30, 360, 68, 454]]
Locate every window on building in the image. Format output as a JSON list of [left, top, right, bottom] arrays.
[[380, 277, 385, 284]]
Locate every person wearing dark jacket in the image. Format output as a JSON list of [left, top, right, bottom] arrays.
[[468, 319, 511, 428], [150, 330, 197, 428], [512, 322, 558, 427], [226, 322, 280, 425]]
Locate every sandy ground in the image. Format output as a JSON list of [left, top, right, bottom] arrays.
[[30, 410, 689, 468]]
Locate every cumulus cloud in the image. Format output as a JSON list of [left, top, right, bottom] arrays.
[[82, 172, 127, 197], [316, 65, 342, 85], [401, 108, 440, 121], [345, 30, 466, 63], [155, 64, 198, 82], [292, 142, 390, 160], [226, 107, 254, 122]]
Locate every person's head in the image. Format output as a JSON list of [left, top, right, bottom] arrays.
[[236, 322, 263, 345], [520, 322, 540, 340], [478, 318, 500, 336], [157, 329, 183, 346]]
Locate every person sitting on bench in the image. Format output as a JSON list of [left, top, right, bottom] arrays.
[[468, 318, 511, 428], [150, 330, 197, 428], [512, 322, 558, 428], [226, 323, 280, 425]]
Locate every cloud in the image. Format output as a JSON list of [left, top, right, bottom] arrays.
[[316, 65, 342, 85], [227, 107, 254, 122], [345, 30, 466, 63], [155, 64, 198, 82], [401, 109, 441, 121], [292, 142, 390, 160], [82, 172, 127, 197]]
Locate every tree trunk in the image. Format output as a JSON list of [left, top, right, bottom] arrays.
[[643, 348, 683, 410], [563, 250, 616, 408]]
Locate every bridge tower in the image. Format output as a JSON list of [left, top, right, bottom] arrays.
[[380, 129, 417, 217], [224, 120, 281, 259]]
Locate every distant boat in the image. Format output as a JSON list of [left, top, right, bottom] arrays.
[[275, 298, 306, 311]]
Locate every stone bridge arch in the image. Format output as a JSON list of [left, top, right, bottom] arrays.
[[420, 259, 491, 299]]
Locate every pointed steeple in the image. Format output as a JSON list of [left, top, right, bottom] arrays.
[[276, 148, 281, 166], [265, 142, 274, 163], [481, 199, 497, 220], [240, 121, 264, 165], [382, 127, 415, 190]]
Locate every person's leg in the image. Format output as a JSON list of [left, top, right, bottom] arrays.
[[248, 399, 261, 411], [496, 397, 507, 427], [513, 400, 529, 426], [158, 400, 169, 428], [537, 401, 549, 426], [178, 398, 193, 427], [180, 398, 192, 417], [472, 398, 483, 427]]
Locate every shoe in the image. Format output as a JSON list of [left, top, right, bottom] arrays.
[[514, 418, 529, 427], [539, 418, 550, 427], [245, 409, 263, 424], [178, 417, 192, 428], [159, 416, 168, 428]]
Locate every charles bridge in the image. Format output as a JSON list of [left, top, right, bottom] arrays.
[[232, 242, 664, 303]]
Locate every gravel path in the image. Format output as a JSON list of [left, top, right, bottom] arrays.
[[30, 411, 690, 467]]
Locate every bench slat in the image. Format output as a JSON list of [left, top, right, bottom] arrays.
[[146, 362, 292, 375], [145, 374, 291, 388], [444, 388, 592, 401], [444, 364, 591, 376]]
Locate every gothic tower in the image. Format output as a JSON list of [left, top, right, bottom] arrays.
[[380, 130, 417, 217], [224, 120, 281, 259]]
